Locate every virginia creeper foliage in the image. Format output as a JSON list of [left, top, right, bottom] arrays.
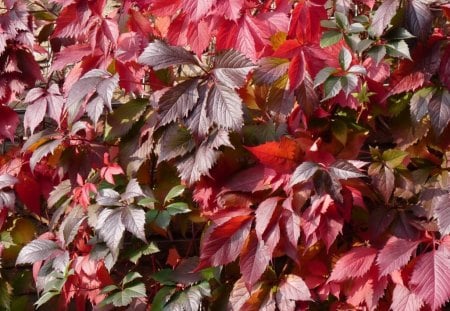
[[1, 0, 450, 310]]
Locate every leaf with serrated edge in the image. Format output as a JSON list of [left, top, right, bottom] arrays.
[[290, 162, 319, 186], [276, 274, 312, 311], [328, 246, 377, 282], [410, 247, 450, 310], [429, 90, 450, 136], [96, 208, 125, 253], [377, 236, 420, 276], [213, 49, 255, 89], [391, 284, 423, 311], [121, 206, 147, 243], [329, 160, 365, 180], [369, 0, 400, 37], [240, 231, 271, 291], [157, 79, 199, 126], [138, 40, 197, 70], [207, 83, 243, 130], [16, 239, 59, 265]]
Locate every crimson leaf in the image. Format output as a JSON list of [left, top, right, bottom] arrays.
[[240, 231, 271, 290], [198, 215, 253, 269], [276, 274, 312, 310], [328, 246, 377, 282], [376, 236, 420, 277], [410, 247, 450, 310]]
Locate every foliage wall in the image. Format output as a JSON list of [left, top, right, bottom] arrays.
[[1, 0, 450, 310]]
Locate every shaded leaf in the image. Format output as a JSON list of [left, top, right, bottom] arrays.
[[428, 90, 450, 136], [406, 0, 432, 41]]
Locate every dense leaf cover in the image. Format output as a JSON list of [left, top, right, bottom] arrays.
[[1, 0, 450, 310]]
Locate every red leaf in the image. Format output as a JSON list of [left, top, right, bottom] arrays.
[[198, 215, 253, 269], [15, 172, 42, 215], [246, 137, 303, 173], [345, 266, 388, 310], [376, 236, 420, 277], [410, 247, 450, 310], [240, 231, 271, 290], [280, 197, 301, 261], [288, 0, 327, 43], [276, 274, 312, 310], [328, 246, 377, 282], [182, 0, 215, 21], [255, 197, 280, 239], [222, 165, 277, 193], [0, 105, 19, 142], [288, 51, 306, 91], [216, 12, 272, 61], [391, 284, 423, 311]]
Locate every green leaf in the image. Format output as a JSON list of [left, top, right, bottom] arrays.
[[349, 23, 365, 33], [322, 76, 342, 101], [35, 291, 59, 308], [151, 286, 176, 311], [122, 272, 143, 285], [382, 149, 409, 169], [152, 269, 176, 286], [339, 48, 352, 71], [164, 185, 186, 203], [320, 31, 343, 48], [320, 20, 338, 29], [335, 12, 349, 29], [166, 202, 191, 216], [386, 40, 411, 60], [101, 285, 119, 294], [107, 283, 147, 307], [341, 74, 358, 96], [128, 242, 160, 264], [331, 119, 348, 145], [314, 67, 336, 88], [164, 282, 211, 311], [105, 98, 148, 141], [138, 197, 159, 207], [356, 39, 374, 53], [0, 279, 11, 311], [367, 45, 387, 64]]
